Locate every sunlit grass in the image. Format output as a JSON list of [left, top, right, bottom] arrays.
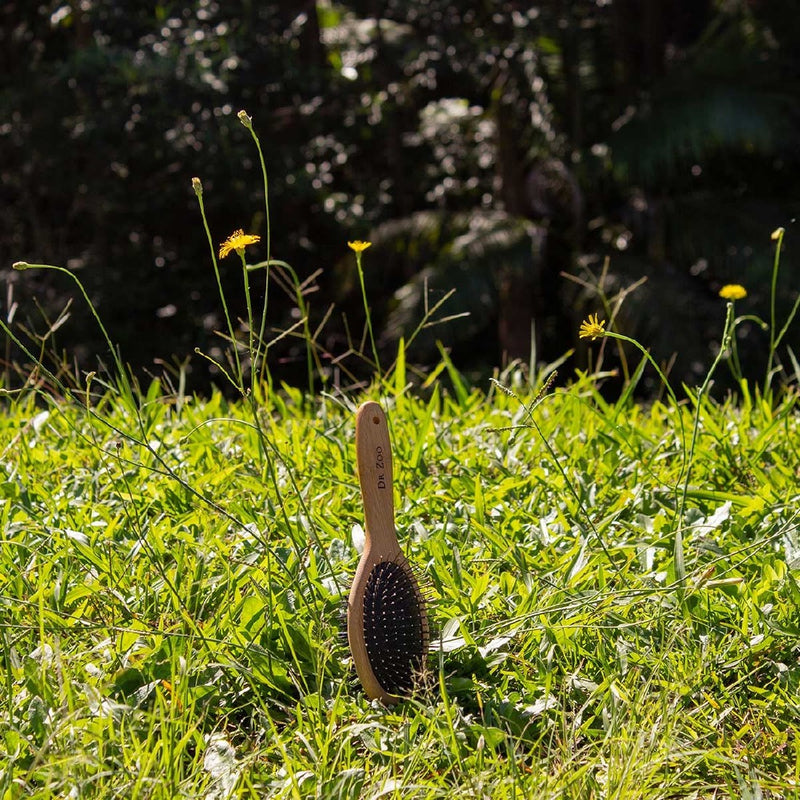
[[1, 368, 799, 798]]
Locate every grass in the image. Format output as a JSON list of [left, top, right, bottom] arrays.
[[3, 111, 800, 798], [1, 367, 799, 798]]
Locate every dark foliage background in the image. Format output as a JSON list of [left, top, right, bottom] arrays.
[[2, 0, 799, 395]]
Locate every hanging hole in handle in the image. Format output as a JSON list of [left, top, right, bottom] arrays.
[[372, 415, 380, 424]]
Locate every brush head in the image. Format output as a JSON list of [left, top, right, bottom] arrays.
[[362, 559, 428, 696]]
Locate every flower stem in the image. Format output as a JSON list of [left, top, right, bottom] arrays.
[[764, 226, 784, 396], [354, 250, 381, 375], [193, 193, 243, 391]]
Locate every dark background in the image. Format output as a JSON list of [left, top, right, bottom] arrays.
[[2, 0, 799, 395]]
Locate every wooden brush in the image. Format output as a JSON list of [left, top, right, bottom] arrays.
[[346, 401, 429, 704]]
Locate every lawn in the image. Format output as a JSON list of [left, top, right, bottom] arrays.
[[2, 357, 799, 798]]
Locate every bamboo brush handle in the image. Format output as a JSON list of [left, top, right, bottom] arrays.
[[355, 402, 401, 558]]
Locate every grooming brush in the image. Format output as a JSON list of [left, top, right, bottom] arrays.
[[347, 401, 429, 704]]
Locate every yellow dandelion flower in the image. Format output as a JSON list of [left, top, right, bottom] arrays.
[[579, 313, 606, 341], [219, 229, 261, 259], [719, 284, 747, 301], [347, 240, 372, 253]]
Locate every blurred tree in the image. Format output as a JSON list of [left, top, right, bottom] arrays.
[[2, 0, 798, 394], [1, 1, 336, 389], [325, 0, 800, 390]]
